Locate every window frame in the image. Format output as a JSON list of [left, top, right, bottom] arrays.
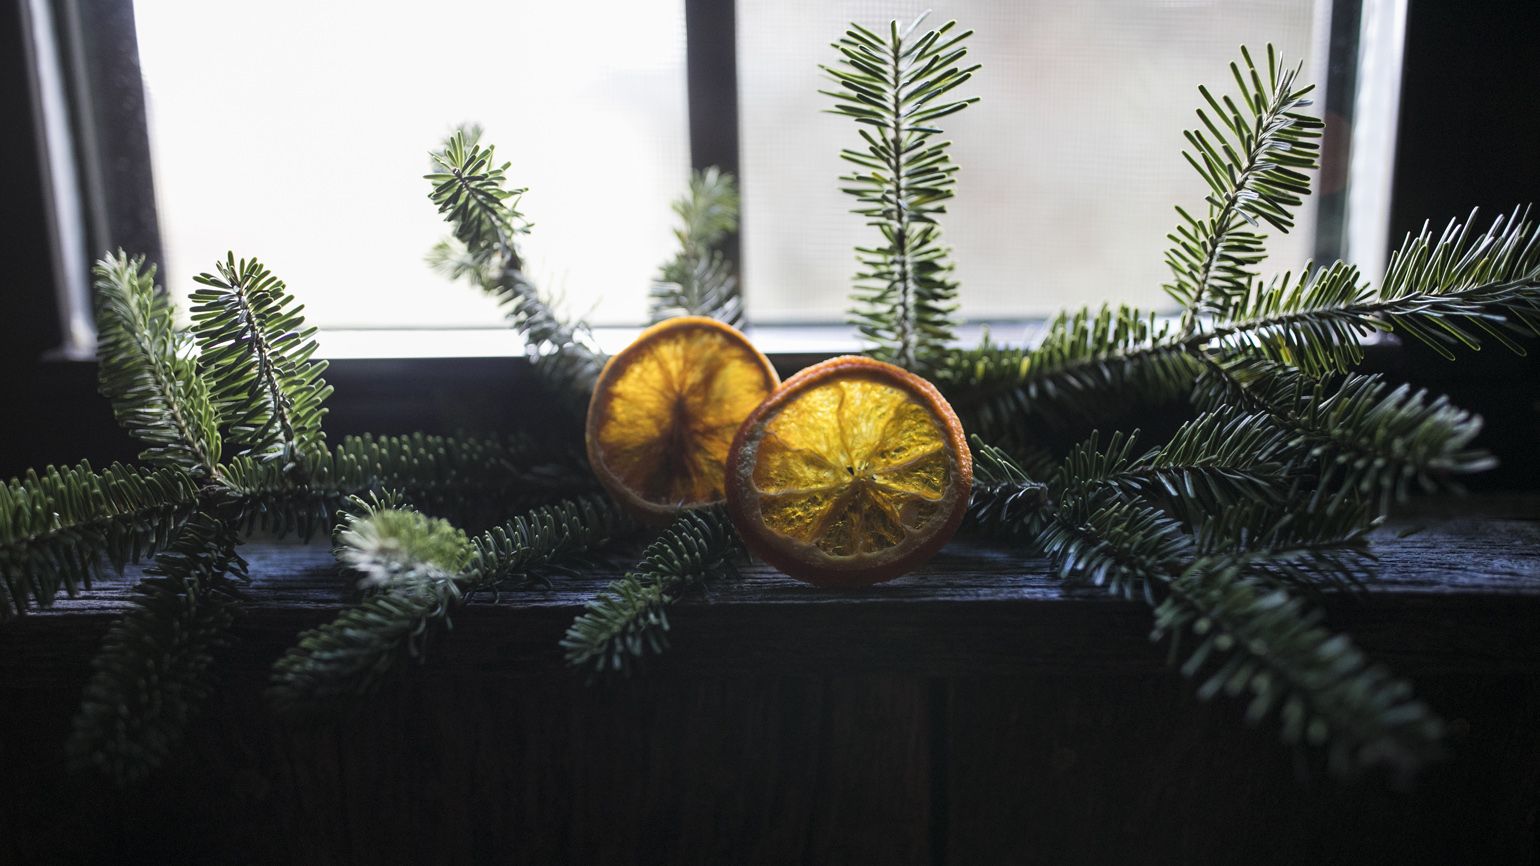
[[8, 0, 1539, 489], [33, 0, 1393, 355]]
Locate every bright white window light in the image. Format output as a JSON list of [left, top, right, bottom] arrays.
[[738, 0, 1329, 323], [134, 1, 690, 329]]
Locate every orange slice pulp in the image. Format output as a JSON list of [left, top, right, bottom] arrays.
[[725, 355, 972, 586], [586, 316, 780, 520]]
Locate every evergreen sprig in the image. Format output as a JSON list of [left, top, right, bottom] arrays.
[[935, 307, 1199, 444], [0, 462, 200, 619], [269, 497, 631, 715], [823, 13, 978, 372], [1198, 359, 1493, 510], [970, 439, 1442, 776], [1153, 561, 1441, 779], [217, 432, 594, 538], [1165, 44, 1323, 327], [650, 167, 743, 326], [1192, 501, 1378, 594], [93, 252, 222, 478], [1210, 209, 1540, 368], [267, 506, 469, 715], [64, 512, 246, 785], [427, 128, 604, 410], [190, 253, 332, 471], [1051, 412, 1294, 511], [563, 507, 741, 674], [944, 207, 1540, 445]]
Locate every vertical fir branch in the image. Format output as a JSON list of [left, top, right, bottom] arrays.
[[649, 167, 743, 326], [427, 130, 605, 409], [92, 252, 222, 479], [1164, 45, 1324, 333], [189, 254, 332, 475], [823, 14, 978, 372], [66, 512, 246, 785]]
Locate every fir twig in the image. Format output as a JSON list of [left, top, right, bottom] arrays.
[[935, 308, 1198, 444], [65, 513, 246, 785], [969, 439, 1443, 777], [0, 462, 200, 620], [1153, 561, 1442, 779], [189, 253, 332, 472], [427, 129, 605, 411], [1165, 44, 1323, 329], [823, 14, 978, 372], [268, 497, 631, 715], [562, 507, 741, 674], [940, 206, 1540, 443], [650, 167, 743, 326], [1050, 412, 1294, 511], [1207, 208, 1540, 370], [217, 432, 595, 538], [93, 252, 222, 478]]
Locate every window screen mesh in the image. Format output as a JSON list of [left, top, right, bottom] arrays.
[[738, 1, 1325, 323], [135, 1, 690, 328]]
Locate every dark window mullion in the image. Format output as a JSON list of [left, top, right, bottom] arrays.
[[683, 0, 743, 300], [59, 0, 164, 271]]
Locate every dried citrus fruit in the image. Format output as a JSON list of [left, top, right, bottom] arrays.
[[725, 355, 972, 586], [586, 316, 779, 520]]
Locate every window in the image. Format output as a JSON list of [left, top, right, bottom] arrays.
[[739, 0, 1328, 322], [134, 0, 691, 331], [29, 0, 1402, 355]]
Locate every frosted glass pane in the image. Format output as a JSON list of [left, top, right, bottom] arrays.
[[739, 1, 1325, 322], [135, 1, 690, 328]]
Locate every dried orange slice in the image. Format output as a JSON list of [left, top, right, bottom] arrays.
[[586, 316, 780, 520], [725, 356, 972, 587]]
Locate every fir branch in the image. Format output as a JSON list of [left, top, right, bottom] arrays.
[[65, 512, 246, 785], [1165, 45, 1323, 327], [460, 496, 632, 589], [1192, 501, 1378, 593], [1198, 359, 1494, 510], [1204, 261, 1376, 376], [216, 432, 594, 538], [966, 439, 1050, 537], [1153, 561, 1442, 779], [650, 167, 743, 326], [1200, 210, 1540, 374], [941, 206, 1540, 439], [823, 14, 978, 372], [427, 129, 604, 409], [0, 462, 200, 620], [269, 497, 631, 715], [969, 438, 1440, 776], [935, 307, 1199, 443], [189, 253, 332, 471], [1038, 493, 1194, 603], [563, 507, 741, 674], [92, 252, 222, 478], [1052, 413, 1294, 510], [267, 506, 473, 716]]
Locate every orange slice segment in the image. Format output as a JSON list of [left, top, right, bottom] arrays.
[[586, 316, 780, 520], [726, 356, 972, 586]]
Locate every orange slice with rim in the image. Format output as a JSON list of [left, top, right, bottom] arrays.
[[586, 316, 779, 520], [725, 355, 972, 586]]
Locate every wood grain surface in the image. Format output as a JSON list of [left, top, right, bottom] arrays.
[[1, 498, 1537, 864]]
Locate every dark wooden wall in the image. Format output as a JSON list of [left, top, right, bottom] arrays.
[[3, 510, 1539, 865], [5, 667, 1536, 865]]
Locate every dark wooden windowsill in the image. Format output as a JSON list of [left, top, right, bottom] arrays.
[[6, 496, 1538, 684], [3, 495, 1538, 865]]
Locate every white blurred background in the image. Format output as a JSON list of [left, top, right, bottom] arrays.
[[135, 1, 1325, 332]]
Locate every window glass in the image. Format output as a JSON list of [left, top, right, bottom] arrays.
[[738, 0, 1326, 323], [134, 1, 690, 328]]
